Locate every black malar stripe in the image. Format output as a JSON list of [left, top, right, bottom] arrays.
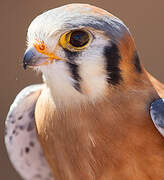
[[66, 62, 81, 92], [64, 48, 82, 92]]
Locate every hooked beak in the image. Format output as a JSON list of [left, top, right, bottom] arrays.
[[23, 47, 63, 69]]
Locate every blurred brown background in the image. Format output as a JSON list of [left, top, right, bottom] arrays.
[[1, 0, 164, 179]]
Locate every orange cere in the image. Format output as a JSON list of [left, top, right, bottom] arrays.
[[33, 40, 63, 61]]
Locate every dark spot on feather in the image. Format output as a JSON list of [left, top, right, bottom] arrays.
[[9, 136, 13, 142], [27, 121, 35, 131], [104, 42, 122, 85], [11, 120, 15, 124], [133, 51, 142, 73], [4, 127, 8, 136], [25, 147, 30, 153], [29, 141, 35, 147], [15, 132, 19, 136], [19, 125, 25, 130], [29, 109, 35, 119], [18, 116, 23, 120], [9, 114, 13, 118]]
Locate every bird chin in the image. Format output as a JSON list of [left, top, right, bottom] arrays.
[[26, 59, 56, 71], [34, 58, 54, 67]]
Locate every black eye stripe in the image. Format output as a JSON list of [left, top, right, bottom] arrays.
[[63, 48, 80, 62]]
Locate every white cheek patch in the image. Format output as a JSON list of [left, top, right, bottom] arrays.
[[80, 58, 108, 100], [40, 61, 74, 94], [77, 33, 109, 100], [39, 61, 87, 107]]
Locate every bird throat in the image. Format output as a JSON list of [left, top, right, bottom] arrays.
[[35, 84, 164, 180]]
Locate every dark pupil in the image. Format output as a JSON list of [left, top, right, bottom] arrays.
[[69, 30, 89, 47]]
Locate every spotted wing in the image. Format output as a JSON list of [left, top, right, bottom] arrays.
[[150, 98, 164, 137], [5, 85, 53, 180]]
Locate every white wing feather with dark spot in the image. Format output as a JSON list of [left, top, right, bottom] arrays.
[[150, 98, 164, 137], [5, 84, 53, 180]]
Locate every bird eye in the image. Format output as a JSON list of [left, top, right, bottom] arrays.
[[60, 30, 91, 51], [69, 30, 89, 47]]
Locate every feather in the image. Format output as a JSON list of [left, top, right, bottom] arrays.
[[5, 85, 53, 180]]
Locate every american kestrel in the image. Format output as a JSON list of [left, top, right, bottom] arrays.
[[5, 4, 164, 180]]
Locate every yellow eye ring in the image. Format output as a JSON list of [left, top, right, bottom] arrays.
[[59, 29, 91, 51]]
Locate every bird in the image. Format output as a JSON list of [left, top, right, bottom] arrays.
[[5, 3, 164, 180]]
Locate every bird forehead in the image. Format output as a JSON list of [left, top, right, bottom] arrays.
[[34, 4, 114, 23], [60, 4, 113, 16], [28, 4, 129, 43]]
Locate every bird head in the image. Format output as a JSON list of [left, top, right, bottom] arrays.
[[23, 4, 144, 107]]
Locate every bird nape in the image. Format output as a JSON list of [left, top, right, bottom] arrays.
[[5, 3, 164, 180]]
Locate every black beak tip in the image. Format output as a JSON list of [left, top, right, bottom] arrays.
[[23, 48, 35, 70]]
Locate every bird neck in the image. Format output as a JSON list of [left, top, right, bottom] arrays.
[[35, 78, 164, 180]]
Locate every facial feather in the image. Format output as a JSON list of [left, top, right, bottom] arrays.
[[26, 4, 142, 108]]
